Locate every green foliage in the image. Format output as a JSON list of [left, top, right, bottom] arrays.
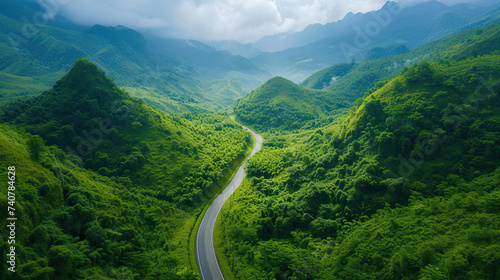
[[323, 179, 500, 280], [299, 22, 500, 118], [27, 135, 45, 162], [1, 60, 252, 204], [301, 62, 355, 90]]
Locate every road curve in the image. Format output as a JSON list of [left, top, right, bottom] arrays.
[[196, 126, 262, 280]]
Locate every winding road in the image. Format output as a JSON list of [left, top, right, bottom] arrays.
[[195, 126, 262, 280]]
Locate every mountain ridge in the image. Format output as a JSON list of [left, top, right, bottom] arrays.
[[0, 0, 254, 112], [249, 0, 500, 82]]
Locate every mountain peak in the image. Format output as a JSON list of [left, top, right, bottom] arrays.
[[67, 58, 105, 76], [87, 24, 149, 52], [266, 76, 294, 85], [381, 1, 399, 10], [259, 76, 299, 94], [55, 58, 124, 102], [343, 11, 355, 20]]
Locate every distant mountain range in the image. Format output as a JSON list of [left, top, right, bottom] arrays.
[[208, 0, 500, 83], [146, 36, 271, 90], [249, 0, 500, 82], [254, 0, 498, 53]]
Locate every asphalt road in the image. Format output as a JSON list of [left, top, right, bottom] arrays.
[[196, 126, 262, 280]]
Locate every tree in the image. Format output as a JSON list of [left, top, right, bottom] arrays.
[[86, 224, 107, 247], [28, 135, 45, 162], [48, 245, 74, 279]]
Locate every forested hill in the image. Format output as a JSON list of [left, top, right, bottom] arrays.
[[0, 59, 253, 279], [234, 76, 349, 131], [217, 46, 500, 279]]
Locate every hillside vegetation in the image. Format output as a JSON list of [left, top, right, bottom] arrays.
[[0, 59, 253, 279], [235, 22, 500, 133], [217, 49, 500, 279]]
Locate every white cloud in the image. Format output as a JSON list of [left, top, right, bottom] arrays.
[[173, 0, 393, 42], [175, 0, 294, 42], [35, 0, 472, 42]]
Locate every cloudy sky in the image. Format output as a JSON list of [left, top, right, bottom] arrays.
[[37, 0, 475, 42]]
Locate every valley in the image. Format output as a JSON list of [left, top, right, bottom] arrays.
[[0, 0, 499, 279]]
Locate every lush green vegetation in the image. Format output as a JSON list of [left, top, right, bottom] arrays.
[[300, 63, 355, 90], [217, 50, 500, 279], [1, 59, 253, 202], [0, 59, 253, 279], [234, 77, 349, 131]]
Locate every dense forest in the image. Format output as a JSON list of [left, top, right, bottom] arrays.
[[0, 59, 254, 279], [216, 23, 500, 280]]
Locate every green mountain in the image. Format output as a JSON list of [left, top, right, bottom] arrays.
[[234, 77, 349, 131], [300, 62, 356, 90], [217, 35, 500, 279], [1, 58, 252, 194], [0, 59, 254, 279], [0, 0, 248, 112]]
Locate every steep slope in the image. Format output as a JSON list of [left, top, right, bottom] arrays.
[[1, 58, 252, 194], [300, 63, 356, 90], [0, 58, 254, 279], [234, 77, 349, 131], [218, 51, 500, 279]]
